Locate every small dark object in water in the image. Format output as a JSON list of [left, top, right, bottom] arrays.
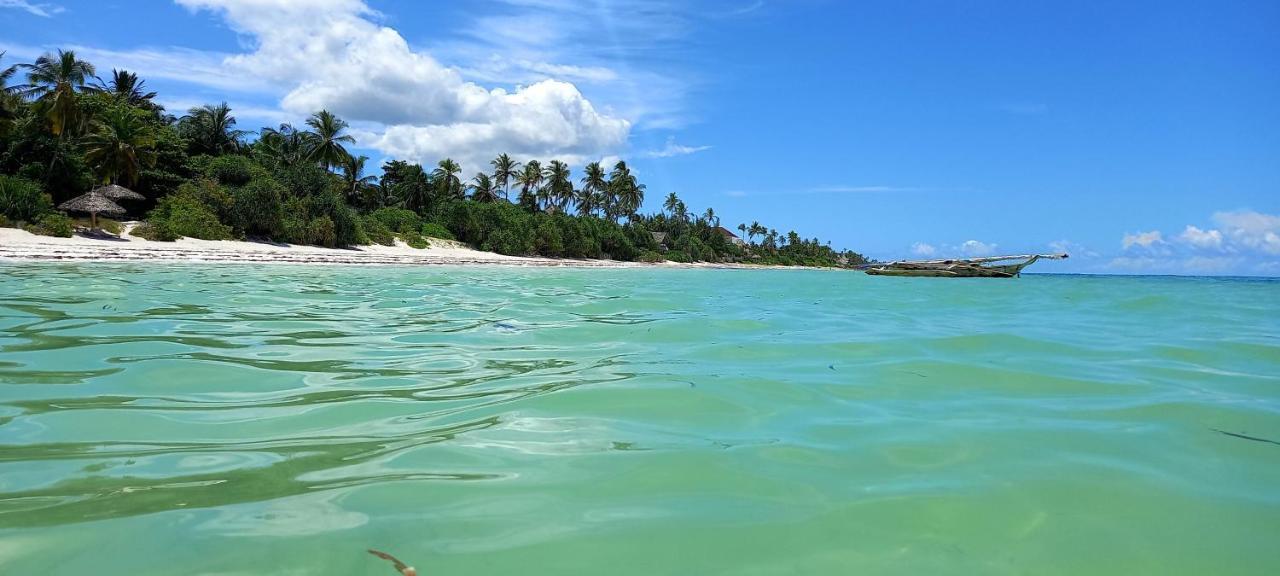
[[494, 321, 518, 332], [1211, 428, 1280, 447], [828, 364, 835, 371], [368, 549, 417, 576]]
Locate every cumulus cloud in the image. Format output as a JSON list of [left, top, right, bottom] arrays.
[[911, 242, 936, 256], [1048, 239, 1097, 258], [959, 240, 997, 257], [1213, 210, 1280, 255], [176, 0, 631, 173], [0, 0, 62, 17], [1177, 225, 1223, 251], [643, 137, 711, 158], [1122, 230, 1165, 251]]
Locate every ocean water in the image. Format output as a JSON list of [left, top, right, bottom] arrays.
[[0, 264, 1277, 575]]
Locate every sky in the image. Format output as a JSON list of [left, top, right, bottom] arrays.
[[2, 0, 1277, 275]]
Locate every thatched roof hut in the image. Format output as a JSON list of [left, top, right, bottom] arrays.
[[58, 191, 125, 230], [91, 184, 145, 202]]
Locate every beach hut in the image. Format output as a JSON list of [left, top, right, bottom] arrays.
[[92, 184, 146, 202], [57, 190, 125, 231]]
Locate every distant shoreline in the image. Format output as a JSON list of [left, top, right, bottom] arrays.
[[0, 226, 837, 271]]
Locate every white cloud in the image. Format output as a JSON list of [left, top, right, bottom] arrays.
[[0, 0, 62, 17], [174, 0, 631, 174], [959, 240, 997, 257], [1177, 225, 1224, 251], [808, 185, 920, 193], [724, 190, 748, 198], [911, 242, 936, 256], [1048, 239, 1098, 258], [1122, 230, 1165, 251], [642, 136, 711, 158], [1212, 210, 1280, 255]]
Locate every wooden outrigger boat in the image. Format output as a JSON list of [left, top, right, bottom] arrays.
[[864, 253, 1068, 278]]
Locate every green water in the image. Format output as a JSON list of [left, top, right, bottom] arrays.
[[1, 264, 1277, 575]]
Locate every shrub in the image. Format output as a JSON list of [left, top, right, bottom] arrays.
[[368, 207, 422, 234], [420, 222, 455, 241], [638, 250, 665, 263], [362, 216, 396, 246], [275, 163, 333, 198], [28, 213, 75, 237], [0, 215, 8, 228], [97, 218, 123, 235], [533, 218, 564, 256], [205, 155, 256, 186], [664, 250, 691, 263], [307, 216, 337, 248], [481, 228, 532, 256], [278, 197, 310, 244], [131, 220, 178, 241], [149, 191, 233, 240], [231, 178, 286, 238], [0, 175, 53, 222], [401, 232, 429, 249], [308, 189, 366, 246], [175, 179, 234, 222]]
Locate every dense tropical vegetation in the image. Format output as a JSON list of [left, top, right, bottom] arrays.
[[0, 50, 867, 266]]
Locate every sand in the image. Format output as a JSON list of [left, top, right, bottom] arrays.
[[0, 223, 649, 267]]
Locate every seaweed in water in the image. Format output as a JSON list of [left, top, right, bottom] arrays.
[[1211, 428, 1280, 447]]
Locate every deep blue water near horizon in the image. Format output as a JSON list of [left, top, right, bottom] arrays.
[[0, 263, 1277, 575]]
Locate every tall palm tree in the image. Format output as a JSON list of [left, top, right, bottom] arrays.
[[703, 207, 718, 228], [515, 160, 542, 211], [490, 153, 520, 200], [342, 154, 377, 204], [433, 158, 463, 200], [20, 49, 95, 136], [0, 52, 21, 134], [256, 123, 310, 167], [305, 110, 354, 171], [737, 223, 747, 241], [469, 172, 500, 203], [663, 192, 680, 215], [541, 160, 573, 212], [91, 69, 158, 110], [578, 161, 607, 217], [392, 163, 432, 214], [608, 160, 644, 221], [179, 103, 244, 155], [82, 107, 157, 186]]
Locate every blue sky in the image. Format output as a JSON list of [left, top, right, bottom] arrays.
[[2, 0, 1277, 274]]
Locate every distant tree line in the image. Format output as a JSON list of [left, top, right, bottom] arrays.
[[0, 49, 868, 266]]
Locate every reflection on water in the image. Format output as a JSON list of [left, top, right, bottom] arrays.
[[0, 264, 1278, 575]]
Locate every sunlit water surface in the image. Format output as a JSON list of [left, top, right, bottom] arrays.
[[1, 264, 1277, 575]]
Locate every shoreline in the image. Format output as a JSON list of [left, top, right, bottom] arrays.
[[0, 226, 836, 271]]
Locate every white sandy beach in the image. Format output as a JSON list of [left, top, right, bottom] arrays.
[[0, 224, 649, 267]]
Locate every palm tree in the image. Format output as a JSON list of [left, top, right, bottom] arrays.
[[391, 163, 432, 214], [433, 158, 463, 200], [256, 123, 311, 167], [703, 207, 718, 228], [578, 161, 607, 217], [20, 49, 95, 136], [342, 154, 377, 204], [469, 172, 500, 203], [608, 160, 644, 221], [490, 153, 520, 200], [515, 160, 542, 211], [91, 69, 159, 110], [663, 192, 680, 215], [179, 103, 245, 155], [305, 110, 355, 171], [82, 107, 157, 186], [0, 52, 20, 134], [541, 160, 573, 212], [737, 223, 747, 241]]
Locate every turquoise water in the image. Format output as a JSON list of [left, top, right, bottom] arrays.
[[1, 264, 1278, 575]]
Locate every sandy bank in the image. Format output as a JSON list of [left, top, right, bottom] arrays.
[[0, 225, 827, 270]]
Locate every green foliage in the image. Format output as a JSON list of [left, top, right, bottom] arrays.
[[664, 250, 691, 263], [27, 212, 75, 237], [130, 220, 178, 241], [361, 215, 395, 246], [230, 177, 285, 238], [275, 162, 333, 198], [638, 250, 664, 263], [402, 233, 429, 249], [206, 154, 256, 186], [368, 207, 422, 234], [278, 197, 310, 244], [307, 216, 337, 248], [308, 188, 365, 246], [0, 175, 53, 222], [78, 216, 123, 235], [148, 189, 233, 240], [419, 222, 454, 241], [0, 215, 8, 228]]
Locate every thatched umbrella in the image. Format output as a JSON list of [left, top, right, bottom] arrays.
[[58, 191, 125, 230], [92, 184, 146, 202]]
